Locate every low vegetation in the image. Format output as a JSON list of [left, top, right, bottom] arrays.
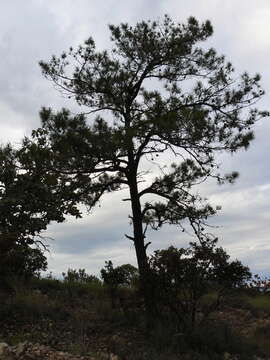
[[1, 241, 270, 360]]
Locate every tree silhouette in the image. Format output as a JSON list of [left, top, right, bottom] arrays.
[[20, 16, 267, 314], [0, 144, 79, 287]]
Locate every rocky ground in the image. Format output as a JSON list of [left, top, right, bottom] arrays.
[[0, 341, 269, 360], [0, 342, 120, 360]]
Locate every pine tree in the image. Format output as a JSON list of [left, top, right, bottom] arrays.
[[21, 16, 267, 315]]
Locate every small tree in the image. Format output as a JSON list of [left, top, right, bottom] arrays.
[[117, 263, 139, 288], [101, 261, 138, 307], [0, 144, 82, 289], [19, 16, 267, 315], [101, 261, 138, 288], [149, 240, 251, 332]]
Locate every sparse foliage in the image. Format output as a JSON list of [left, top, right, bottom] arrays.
[[248, 274, 270, 294]]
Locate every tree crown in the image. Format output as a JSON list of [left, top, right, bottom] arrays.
[[18, 15, 268, 237]]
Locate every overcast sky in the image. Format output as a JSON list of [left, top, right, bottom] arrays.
[[1, 0, 270, 277]]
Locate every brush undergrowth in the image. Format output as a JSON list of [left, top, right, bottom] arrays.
[[1, 277, 270, 359]]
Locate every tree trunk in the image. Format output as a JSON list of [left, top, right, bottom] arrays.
[[128, 171, 156, 327]]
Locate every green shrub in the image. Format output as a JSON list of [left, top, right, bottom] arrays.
[[62, 268, 102, 286], [149, 240, 251, 332], [101, 261, 138, 288]]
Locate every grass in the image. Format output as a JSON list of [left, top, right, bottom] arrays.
[[246, 294, 270, 312]]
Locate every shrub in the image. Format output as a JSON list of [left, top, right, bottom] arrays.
[[0, 238, 47, 292], [186, 323, 259, 359], [0, 291, 68, 324], [62, 268, 102, 285], [147, 321, 260, 359], [30, 276, 63, 294], [101, 261, 138, 288], [101, 261, 139, 308], [148, 239, 251, 332]]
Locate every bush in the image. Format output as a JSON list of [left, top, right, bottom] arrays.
[[101, 261, 138, 288], [0, 291, 69, 324], [148, 239, 251, 332], [30, 276, 63, 295], [147, 320, 260, 359], [62, 268, 102, 286], [101, 261, 139, 308], [0, 238, 47, 292], [185, 323, 259, 359], [59, 268, 103, 303]]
